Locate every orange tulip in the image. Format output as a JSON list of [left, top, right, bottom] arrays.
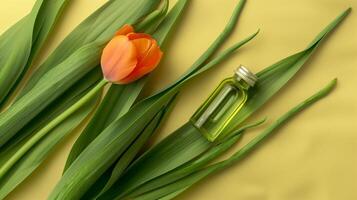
[[101, 24, 163, 84]]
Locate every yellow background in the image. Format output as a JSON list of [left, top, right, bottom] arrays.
[[1, 0, 357, 199]]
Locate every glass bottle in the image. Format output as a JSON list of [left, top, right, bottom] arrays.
[[190, 65, 258, 142]]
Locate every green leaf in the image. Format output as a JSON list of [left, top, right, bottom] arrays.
[[157, 188, 188, 200], [0, 42, 103, 148], [49, 100, 170, 199], [184, 0, 247, 74], [64, 0, 188, 171], [0, 92, 99, 200], [0, 71, 101, 200], [135, 0, 170, 33], [82, 95, 177, 199], [104, 8, 349, 199], [123, 120, 266, 199], [153, 0, 249, 96], [0, 70, 101, 167], [63, 82, 145, 171], [0, 0, 68, 108], [0, 80, 106, 181], [132, 79, 337, 200]]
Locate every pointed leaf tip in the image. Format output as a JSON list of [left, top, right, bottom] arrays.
[[323, 78, 338, 94], [346, 7, 352, 14], [339, 7, 352, 19]]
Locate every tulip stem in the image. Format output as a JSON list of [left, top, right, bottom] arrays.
[[0, 79, 108, 179]]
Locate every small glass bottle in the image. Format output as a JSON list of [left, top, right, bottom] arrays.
[[190, 65, 258, 142]]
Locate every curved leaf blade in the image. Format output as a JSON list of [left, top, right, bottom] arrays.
[[0, 94, 99, 200], [0, 0, 69, 107]]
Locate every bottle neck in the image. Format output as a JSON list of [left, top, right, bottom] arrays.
[[234, 75, 251, 90]]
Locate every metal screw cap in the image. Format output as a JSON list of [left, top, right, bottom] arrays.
[[235, 65, 258, 87]]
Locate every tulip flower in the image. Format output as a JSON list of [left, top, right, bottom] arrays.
[[101, 24, 163, 84]]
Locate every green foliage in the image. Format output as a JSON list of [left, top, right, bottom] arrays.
[[0, 0, 162, 198], [0, 92, 99, 200], [0, 0, 349, 199]]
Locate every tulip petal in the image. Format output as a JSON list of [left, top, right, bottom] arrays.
[[115, 24, 134, 36], [101, 35, 138, 83], [132, 38, 152, 61], [137, 40, 163, 71], [127, 33, 153, 40], [120, 40, 163, 84]]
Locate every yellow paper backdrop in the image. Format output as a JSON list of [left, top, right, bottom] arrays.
[[1, 0, 356, 199]]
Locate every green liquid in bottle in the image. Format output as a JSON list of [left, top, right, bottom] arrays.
[[190, 66, 257, 142]]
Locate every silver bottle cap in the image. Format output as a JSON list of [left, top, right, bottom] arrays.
[[235, 65, 258, 87]]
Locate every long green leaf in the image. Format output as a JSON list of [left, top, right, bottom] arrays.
[[0, 70, 100, 165], [82, 107, 169, 200], [82, 95, 177, 199], [0, 70, 101, 166], [135, 0, 169, 33], [0, 72, 101, 200], [0, 93, 99, 200], [64, 81, 145, 171], [132, 79, 337, 200], [104, 8, 350, 199], [124, 120, 266, 199], [0, 42, 103, 147], [184, 0, 246, 75], [157, 188, 188, 200], [153, 0, 248, 97], [0, 0, 68, 108], [49, 100, 170, 199], [64, 0, 187, 171]]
